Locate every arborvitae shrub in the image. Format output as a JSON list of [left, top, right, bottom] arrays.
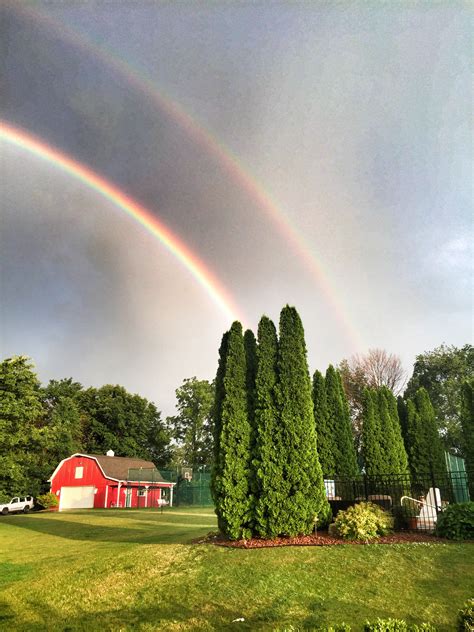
[[325, 366, 358, 477], [312, 370, 336, 477], [277, 306, 330, 535], [253, 316, 283, 538], [361, 389, 385, 476], [212, 322, 253, 540], [406, 388, 445, 477]]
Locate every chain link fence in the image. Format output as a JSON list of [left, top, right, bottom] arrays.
[[128, 465, 214, 507]]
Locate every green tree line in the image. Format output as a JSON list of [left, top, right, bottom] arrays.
[[0, 356, 169, 500]]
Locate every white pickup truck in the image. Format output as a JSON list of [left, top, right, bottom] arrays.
[[0, 496, 34, 515]]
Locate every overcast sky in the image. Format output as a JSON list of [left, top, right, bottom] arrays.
[[1, 2, 472, 416]]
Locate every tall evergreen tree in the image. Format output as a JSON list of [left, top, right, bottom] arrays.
[[460, 380, 474, 495], [276, 306, 329, 535], [361, 388, 385, 476], [211, 322, 253, 539], [337, 370, 359, 475], [397, 396, 409, 444], [383, 387, 409, 475], [253, 316, 283, 537], [376, 388, 399, 474], [312, 370, 336, 477], [405, 387, 445, 477], [244, 328, 258, 521], [244, 329, 258, 441], [325, 365, 358, 476], [211, 331, 230, 487]]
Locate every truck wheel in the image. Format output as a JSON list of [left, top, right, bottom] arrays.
[[23, 506, 30, 514], [1, 508, 8, 515]]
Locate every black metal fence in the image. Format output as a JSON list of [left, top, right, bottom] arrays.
[[128, 464, 472, 530], [325, 470, 472, 531]]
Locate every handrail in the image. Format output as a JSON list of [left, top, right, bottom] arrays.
[[400, 495, 439, 511]]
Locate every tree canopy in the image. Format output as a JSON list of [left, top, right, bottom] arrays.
[[0, 356, 170, 500], [405, 344, 474, 454], [0, 356, 44, 499], [166, 377, 214, 466], [211, 322, 253, 540], [339, 349, 406, 449], [276, 306, 329, 535], [405, 387, 446, 477]]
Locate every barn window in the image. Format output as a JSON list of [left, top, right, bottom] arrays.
[[75, 466, 84, 479], [138, 489, 146, 497]]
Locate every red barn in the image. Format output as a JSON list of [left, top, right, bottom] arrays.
[[49, 451, 175, 511]]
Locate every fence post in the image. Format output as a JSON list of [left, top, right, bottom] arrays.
[[430, 465, 439, 518], [363, 474, 368, 501]]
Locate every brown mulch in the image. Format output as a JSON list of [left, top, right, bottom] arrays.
[[194, 531, 468, 548]]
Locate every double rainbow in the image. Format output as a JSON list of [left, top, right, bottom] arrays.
[[4, 3, 363, 349]]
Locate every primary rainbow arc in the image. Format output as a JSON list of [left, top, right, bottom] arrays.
[[0, 121, 243, 325]]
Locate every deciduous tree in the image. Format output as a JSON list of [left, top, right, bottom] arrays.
[[0, 356, 44, 498], [166, 377, 214, 466], [339, 349, 406, 450], [405, 344, 474, 454], [79, 385, 169, 464]]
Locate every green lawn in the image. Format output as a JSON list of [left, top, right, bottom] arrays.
[[0, 508, 472, 631]]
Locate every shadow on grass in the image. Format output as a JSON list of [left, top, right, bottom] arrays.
[[14, 595, 253, 632], [1, 514, 214, 545], [13, 593, 421, 632]]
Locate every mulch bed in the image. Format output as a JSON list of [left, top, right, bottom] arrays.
[[195, 531, 465, 548]]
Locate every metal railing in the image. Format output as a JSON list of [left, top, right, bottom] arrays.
[[324, 470, 471, 531]]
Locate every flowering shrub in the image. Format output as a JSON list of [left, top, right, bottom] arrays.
[[36, 492, 59, 509], [333, 502, 393, 541], [279, 620, 434, 631], [457, 597, 474, 631], [364, 620, 436, 631]]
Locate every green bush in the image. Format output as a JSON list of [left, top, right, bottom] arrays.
[[435, 502, 474, 540], [364, 619, 436, 631], [333, 502, 393, 541], [457, 597, 474, 631], [279, 622, 435, 632], [36, 492, 59, 509]]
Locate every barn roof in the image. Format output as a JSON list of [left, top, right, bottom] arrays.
[[48, 453, 172, 484], [88, 455, 164, 482]]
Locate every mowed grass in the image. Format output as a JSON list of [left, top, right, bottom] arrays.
[[0, 508, 472, 631]]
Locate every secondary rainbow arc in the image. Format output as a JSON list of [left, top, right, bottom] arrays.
[[7, 2, 363, 351], [0, 121, 243, 325]]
